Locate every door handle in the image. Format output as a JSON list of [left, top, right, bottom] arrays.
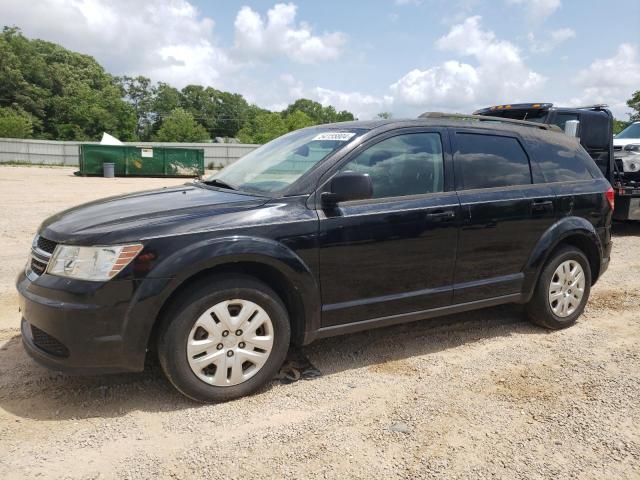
[[425, 210, 456, 219], [531, 199, 554, 212]]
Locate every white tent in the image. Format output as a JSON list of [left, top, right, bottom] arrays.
[[100, 132, 124, 145]]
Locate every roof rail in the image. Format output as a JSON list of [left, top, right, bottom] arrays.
[[572, 104, 609, 111], [418, 112, 563, 132]]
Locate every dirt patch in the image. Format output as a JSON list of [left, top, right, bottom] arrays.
[[588, 288, 640, 312]]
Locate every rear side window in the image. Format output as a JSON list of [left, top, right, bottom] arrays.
[[454, 133, 532, 190], [530, 142, 595, 182]]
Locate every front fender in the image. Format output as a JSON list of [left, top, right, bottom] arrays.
[[121, 235, 321, 368], [522, 216, 602, 301]]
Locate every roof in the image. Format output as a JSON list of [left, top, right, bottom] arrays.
[[317, 113, 564, 135], [474, 102, 610, 115]]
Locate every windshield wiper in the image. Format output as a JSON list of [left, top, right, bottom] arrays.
[[202, 178, 237, 190]]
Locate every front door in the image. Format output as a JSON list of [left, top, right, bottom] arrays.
[[317, 129, 460, 327]]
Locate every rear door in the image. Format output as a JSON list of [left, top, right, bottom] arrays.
[[317, 128, 460, 327], [451, 129, 557, 304]]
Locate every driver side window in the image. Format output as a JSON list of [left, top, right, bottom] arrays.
[[340, 132, 444, 199]]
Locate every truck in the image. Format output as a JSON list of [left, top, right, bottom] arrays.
[[473, 103, 639, 221]]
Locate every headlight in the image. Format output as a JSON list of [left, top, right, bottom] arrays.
[[621, 157, 640, 173], [47, 244, 143, 281], [623, 144, 640, 153]]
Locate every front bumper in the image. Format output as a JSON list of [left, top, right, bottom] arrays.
[[17, 271, 146, 374]]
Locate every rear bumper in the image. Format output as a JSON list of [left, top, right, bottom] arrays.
[[17, 272, 145, 374], [613, 196, 640, 221]]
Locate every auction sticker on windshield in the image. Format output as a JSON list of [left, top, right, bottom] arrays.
[[312, 132, 356, 141]]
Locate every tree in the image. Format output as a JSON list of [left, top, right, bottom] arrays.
[[117, 75, 154, 139], [0, 27, 357, 141], [153, 108, 209, 142], [0, 107, 33, 138], [613, 118, 631, 135], [285, 110, 314, 132], [377, 112, 392, 119], [282, 98, 356, 124], [237, 112, 287, 144], [0, 27, 135, 140], [628, 90, 640, 122]]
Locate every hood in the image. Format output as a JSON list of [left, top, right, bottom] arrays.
[[614, 138, 640, 147], [39, 184, 270, 245]]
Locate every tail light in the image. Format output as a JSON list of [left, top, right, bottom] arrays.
[[606, 186, 615, 211]]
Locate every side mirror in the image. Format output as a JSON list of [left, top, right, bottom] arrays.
[[564, 119, 580, 138], [321, 171, 373, 206]]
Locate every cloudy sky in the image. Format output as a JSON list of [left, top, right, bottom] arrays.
[[2, 0, 639, 119]]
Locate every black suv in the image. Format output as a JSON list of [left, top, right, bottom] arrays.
[[18, 115, 613, 402]]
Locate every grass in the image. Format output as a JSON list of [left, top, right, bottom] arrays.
[[0, 161, 72, 168]]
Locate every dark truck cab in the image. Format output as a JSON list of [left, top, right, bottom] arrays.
[[474, 103, 638, 220]]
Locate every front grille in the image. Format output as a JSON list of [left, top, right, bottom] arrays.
[[30, 258, 47, 275], [37, 236, 57, 254], [27, 235, 56, 278], [30, 325, 70, 358]]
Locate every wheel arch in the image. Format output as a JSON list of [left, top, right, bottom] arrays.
[[125, 236, 320, 368], [522, 217, 603, 302]]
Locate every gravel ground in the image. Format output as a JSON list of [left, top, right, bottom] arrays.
[[0, 166, 638, 479]]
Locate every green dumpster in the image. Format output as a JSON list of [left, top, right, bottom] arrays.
[[77, 145, 204, 177]]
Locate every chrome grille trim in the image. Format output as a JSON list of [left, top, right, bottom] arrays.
[[26, 236, 55, 279]]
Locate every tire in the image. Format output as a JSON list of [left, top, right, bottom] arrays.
[[157, 275, 291, 403], [526, 245, 592, 330]]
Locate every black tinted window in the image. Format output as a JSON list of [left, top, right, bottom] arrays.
[[532, 143, 595, 182], [341, 133, 444, 198], [552, 113, 579, 131], [454, 133, 532, 190]]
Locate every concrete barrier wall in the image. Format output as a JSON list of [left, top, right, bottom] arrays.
[[0, 138, 260, 168]]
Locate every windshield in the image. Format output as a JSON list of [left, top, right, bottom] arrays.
[[616, 123, 640, 139], [204, 128, 362, 194]]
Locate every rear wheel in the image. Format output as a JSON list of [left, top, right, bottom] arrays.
[[157, 275, 290, 402], [526, 245, 592, 329]]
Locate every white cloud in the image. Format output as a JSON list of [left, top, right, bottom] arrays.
[[528, 28, 575, 53], [390, 62, 478, 109], [391, 16, 545, 112], [0, 0, 237, 88], [233, 3, 347, 63], [276, 75, 393, 119], [311, 87, 394, 119], [570, 44, 640, 118], [507, 0, 561, 19]]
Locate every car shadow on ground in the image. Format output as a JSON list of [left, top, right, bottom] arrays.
[[0, 304, 547, 421]]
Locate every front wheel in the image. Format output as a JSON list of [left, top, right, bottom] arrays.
[[157, 275, 291, 402], [526, 245, 592, 330]]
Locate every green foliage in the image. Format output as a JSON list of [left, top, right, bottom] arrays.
[[0, 26, 136, 140], [613, 118, 631, 135], [628, 90, 640, 122], [153, 108, 209, 142], [237, 112, 287, 144], [377, 112, 392, 119], [0, 107, 33, 138], [285, 110, 314, 131], [117, 75, 154, 139], [0, 27, 357, 142], [282, 98, 355, 124]]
